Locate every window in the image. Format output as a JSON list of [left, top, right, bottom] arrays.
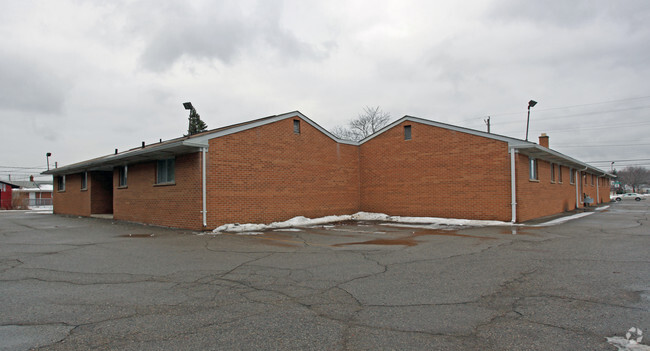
[[550, 163, 556, 183], [81, 172, 87, 190], [404, 125, 412, 140], [591, 174, 595, 185], [293, 119, 300, 134], [118, 166, 127, 188], [558, 166, 563, 183], [570, 168, 575, 184], [529, 157, 538, 180], [157, 159, 175, 184], [57, 175, 66, 191]]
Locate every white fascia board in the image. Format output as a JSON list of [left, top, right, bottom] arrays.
[[42, 140, 192, 175], [510, 143, 610, 176], [182, 140, 209, 148], [186, 111, 359, 145]]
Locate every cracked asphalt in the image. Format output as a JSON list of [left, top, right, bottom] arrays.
[[1, 202, 648, 350]]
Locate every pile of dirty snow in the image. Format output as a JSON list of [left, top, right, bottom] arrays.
[[212, 211, 511, 234]]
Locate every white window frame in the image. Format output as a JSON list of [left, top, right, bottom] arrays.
[[529, 157, 538, 181], [550, 163, 555, 183], [293, 119, 300, 134], [57, 175, 66, 192], [156, 158, 175, 184], [81, 171, 87, 190], [118, 166, 128, 188]]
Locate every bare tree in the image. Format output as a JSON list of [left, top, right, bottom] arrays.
[[616, 166, 649, 192], [332, 106, 391, 141]]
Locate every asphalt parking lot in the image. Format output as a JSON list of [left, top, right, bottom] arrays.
[[1, 202, 648, 350]]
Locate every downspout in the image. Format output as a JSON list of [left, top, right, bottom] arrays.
[[596, 176, 600, 204], [202, 147, 207, 228], [575, 169, 580, 208], [510, 148, 517, 223]]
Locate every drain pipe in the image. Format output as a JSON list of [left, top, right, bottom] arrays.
[[510, 149, 517, 223], [596, 176, 600, 204], [202, 147, 207, 228]]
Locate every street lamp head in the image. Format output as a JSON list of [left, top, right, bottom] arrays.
[[528, 100, 537, 108], [183, 102, 194, 110], [46, 152, 52, 157]]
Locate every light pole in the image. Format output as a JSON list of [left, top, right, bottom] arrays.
[[610, 161, 614, 172], [525, 99, 537, 141], [46, 152, 52, 171]]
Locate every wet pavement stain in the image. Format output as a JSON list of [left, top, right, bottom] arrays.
[[255, 235, 301, 247], [333, 229, 496, 247], [333, 237, 419, 247], [119, 234, 154, 238]]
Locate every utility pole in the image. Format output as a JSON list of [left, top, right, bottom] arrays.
[[484, 116, 490, 133]]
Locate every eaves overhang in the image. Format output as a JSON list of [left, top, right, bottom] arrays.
[[42, 140, 202, 176], [509, 143, 612, 177]]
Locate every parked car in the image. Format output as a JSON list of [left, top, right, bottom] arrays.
[[612, 193, 645, 202]]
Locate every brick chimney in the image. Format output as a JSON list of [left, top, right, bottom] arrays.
[[539, 133, 549, 148], [29, 175, 34, 182]]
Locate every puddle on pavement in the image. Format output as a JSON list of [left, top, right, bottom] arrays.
[[119, 233, 154, 238], [333, 228, 496, 247]]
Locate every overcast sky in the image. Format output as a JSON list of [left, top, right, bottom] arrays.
[[2, 0, 649, 181]]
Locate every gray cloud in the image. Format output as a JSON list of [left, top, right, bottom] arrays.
[[129, 0, 331, 71], [489, 0, 650, 28], [0, 52, 69, 114]]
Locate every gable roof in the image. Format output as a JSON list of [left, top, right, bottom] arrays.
[[42, 111, 611, 178], [43, 111, 353, 176], [360, 116, 612, 177]]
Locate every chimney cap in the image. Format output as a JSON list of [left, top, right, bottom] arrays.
[[540, 133, 548, 137]]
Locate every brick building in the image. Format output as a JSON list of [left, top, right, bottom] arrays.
[[43, 111, 612, 230]]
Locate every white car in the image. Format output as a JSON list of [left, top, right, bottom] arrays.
[[612, 193, 645, 202]]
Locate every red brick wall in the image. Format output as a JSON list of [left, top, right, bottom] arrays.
[[51, 116, 614, 229], [359, 121, 512, 221], [53, 173, 91, 216], [113, 153, 203, 230], [515, 155, 610, 222], [206, 117, 360, 228], [515, 155, 578, 222]]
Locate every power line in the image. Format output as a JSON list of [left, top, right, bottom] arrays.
[[0, 165, 47, 169], [457, 94, 650, 122], [554, 143, 650, 148], [586, 158, 650, 163]]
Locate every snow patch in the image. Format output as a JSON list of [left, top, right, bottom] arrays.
[[532, 212, 593, 226], [607, 326, 648, 351], [595, 206, 609, 211], [212, 212, 511, 234]]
